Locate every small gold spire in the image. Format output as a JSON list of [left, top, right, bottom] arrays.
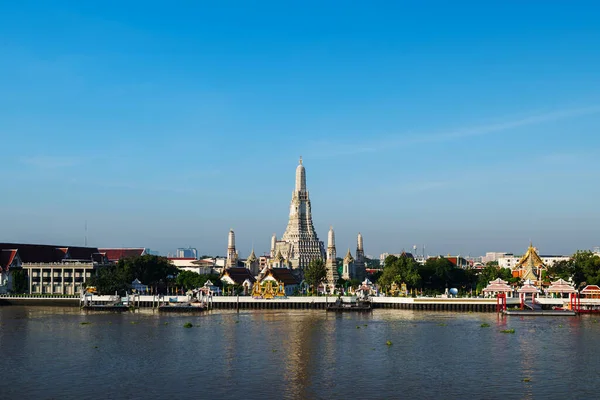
[[299, 156, 303, 165]]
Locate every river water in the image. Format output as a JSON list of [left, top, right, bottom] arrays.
[[0, 306, 598, 399]]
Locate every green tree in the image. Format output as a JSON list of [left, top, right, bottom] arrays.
[[11, 268, 28, 293], [544, 259, 574, 282], [419, 257, 454, 292], [571, 250, 600, 287], [365, 257, 380, 269], [89, 255, 178, 294], [175, 270, 204, 290], [476, 265, 513, 292], [379, 255, 421, 290], [304, 258, 327, 294]]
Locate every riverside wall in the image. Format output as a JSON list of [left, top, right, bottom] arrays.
[[2, 294, 585, 312]]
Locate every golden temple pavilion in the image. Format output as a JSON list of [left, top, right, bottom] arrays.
[[512, 243, 546, 285]]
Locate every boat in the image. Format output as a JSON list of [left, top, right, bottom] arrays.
[[326, 297, 372, 312]]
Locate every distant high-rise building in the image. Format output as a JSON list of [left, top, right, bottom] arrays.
[[176, 247, 198, 259]]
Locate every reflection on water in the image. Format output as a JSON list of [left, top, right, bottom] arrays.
[[1, 307, 599, 400]]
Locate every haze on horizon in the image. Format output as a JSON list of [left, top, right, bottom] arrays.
[[1, 1, 599, 259]]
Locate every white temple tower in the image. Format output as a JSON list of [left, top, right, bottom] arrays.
[[342, 248, 354, 280], [245, 248, 259, 276], [274, 157, 325, 269], [325, 226, 340, 286], [354, 232, 366, 280], [226, 229, 238, 268]]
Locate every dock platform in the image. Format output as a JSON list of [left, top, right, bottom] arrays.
[[504, 310, 577, 316]]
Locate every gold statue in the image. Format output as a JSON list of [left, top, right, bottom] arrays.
[[275, 281, 286, 297], [263, 281, 275, 299], [251, 281, 262, 298]]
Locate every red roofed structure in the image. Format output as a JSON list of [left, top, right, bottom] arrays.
[[581, 285, 600, 299], [482, 278, 513, 297], [99, 248, 147, 263], [547, 279, 577, 295], [0, 243, 106, 295]]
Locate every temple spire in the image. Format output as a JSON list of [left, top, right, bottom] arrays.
[[226, 229, 238, 268], [281, 157, 325, 269], [295, 157, 306, 192]]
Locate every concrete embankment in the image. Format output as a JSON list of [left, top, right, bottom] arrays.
[[1, 295, 529, 312], [209, 296, 519, 312], [0, 296, 80, 307]]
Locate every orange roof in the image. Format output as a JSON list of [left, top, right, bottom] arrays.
[[547, 279, 576, 293], [99, 248, 146, 262], [0, 249, 18, 271], [581, 285, 600, 293]]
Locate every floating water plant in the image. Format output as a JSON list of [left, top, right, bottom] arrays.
[[164, 322, 169, 325], [183, 322, 193, 328], [438, 323, 447, 327], [356, 326, 361, 329], [386, 340, 393, 346], [130, 321, 139, 325], [522, 378, 531, 382], [480, 323, 490, 328], [364, 324, 368, 327], [501, 329, 515, 334], [80, 322, 91, 325]]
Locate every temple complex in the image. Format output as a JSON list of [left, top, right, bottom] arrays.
[[221, 158, 368, 291], [271, 157, 325, 270], [512, 243, 546, 285]]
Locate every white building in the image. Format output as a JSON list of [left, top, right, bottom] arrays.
[[482, 252, 508, 264], [168, 258, 212, 275], [498, 252, 570, 269]]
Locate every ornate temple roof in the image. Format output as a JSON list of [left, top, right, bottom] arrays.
[[344, 248, 354, 263], [517, 280, 540, 293], [262, 268, 300, 285], [274, 250, 285, 263], [221, 267, 256, 285], [246, 248, 257, 262], [515, 243, 546, 270], [482, 277, 512, 293], [547, 278, 577, 293]]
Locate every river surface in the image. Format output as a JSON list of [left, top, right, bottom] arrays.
[[1, 307, 599, 399]]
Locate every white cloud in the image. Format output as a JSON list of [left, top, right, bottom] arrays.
[[307, 104, 600, 157]]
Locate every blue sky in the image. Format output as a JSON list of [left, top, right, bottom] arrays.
[[1, 1, 600, 258]]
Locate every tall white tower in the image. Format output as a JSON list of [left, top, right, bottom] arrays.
[[276, 157, 325, 269], [354, 232, 366, 280], [226, 229, 238, 268], [325, 226, 339, 286]]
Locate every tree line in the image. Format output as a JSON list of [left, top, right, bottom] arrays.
[[303, 250, 600, 295]]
